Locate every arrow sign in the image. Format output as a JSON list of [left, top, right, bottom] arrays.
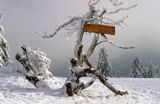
[[84, 24, 115, 35]]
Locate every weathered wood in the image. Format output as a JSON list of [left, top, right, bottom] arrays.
[[66, 82, 74, 96], [84, 24, 115, 35], [96, 73, 128, 95]]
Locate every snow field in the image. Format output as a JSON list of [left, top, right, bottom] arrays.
[[0, 71, 160, 104]]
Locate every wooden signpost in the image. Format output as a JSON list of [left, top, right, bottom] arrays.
[[84, 24, 115, 35]]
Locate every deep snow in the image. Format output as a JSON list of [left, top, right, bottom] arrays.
[[0, 69, 160, 104]]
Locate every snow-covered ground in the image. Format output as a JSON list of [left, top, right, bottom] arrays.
[[0, 70, 160, 104]]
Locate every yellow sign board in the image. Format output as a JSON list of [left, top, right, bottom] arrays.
[[84, 24, 115, 35]]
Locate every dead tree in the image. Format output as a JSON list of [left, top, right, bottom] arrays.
[[41, 0, 137, 96], [16, 45, 53, 87]]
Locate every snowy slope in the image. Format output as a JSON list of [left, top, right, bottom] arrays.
[[0, 70, 160, 104]]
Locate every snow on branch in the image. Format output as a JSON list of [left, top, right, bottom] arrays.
[[107, 4, 138, 14], [0, 13, 4, 32], [42, 17, 83, 38], [109, 0, 123, 7], [42, 0, 106, 38], [0, 25, 4, 32], [88, 0, 100, 6], [101, 16, 128, 26], [98, 37, 134, 49]]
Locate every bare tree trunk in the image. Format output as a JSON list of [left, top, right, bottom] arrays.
[[83, 56, 128, 95], [66, 81, 74, 96], [96, 73, 128, 95], [66, 77, 97, 96]]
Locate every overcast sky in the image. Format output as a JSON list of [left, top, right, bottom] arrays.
[[1, 0, 160, 76]]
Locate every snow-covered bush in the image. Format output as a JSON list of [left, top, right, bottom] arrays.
[[16, 45, 53, 78], [26, 47, 52, 78], [16, 45, 53, 87]]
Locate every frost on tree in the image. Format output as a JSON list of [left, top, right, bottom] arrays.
[[131, 57, 160, 78], [41, 0, 137, 96], [131, 57, 144, 78], [147, 62, 160, 78], [154, 66, 160, 78], [0, 13, 10, 67], [65, 58, 97, 96], [97, 47, 112, 77], [15, 45, 53, 87]]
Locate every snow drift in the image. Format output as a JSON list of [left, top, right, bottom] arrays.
[[0, 66, 160, 104]]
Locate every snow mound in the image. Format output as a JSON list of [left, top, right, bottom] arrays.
[[0, 69, 160, 104]]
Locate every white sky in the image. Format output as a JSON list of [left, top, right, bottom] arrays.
[[1, 0, 160, 76]]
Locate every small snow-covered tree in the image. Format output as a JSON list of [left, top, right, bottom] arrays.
[[154, 66, 160, 78], [0, 13, 10, 67], [131, 57, 144, 78], [131, 58, 160, 78], [146, 61, 160, 78], [16, 45, 53, 87], [147, 62, 153, 78], [41, 0, 137, 96], [97, 47, 112, 77]]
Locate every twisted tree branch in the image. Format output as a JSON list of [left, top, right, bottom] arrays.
[[98, 38, 134, 49], [107, 4, 138, 14], [43, 17, 83, 38]]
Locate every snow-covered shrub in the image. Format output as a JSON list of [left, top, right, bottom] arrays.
[[16, 45, 53, 80], [26, 47, 52, 79]]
